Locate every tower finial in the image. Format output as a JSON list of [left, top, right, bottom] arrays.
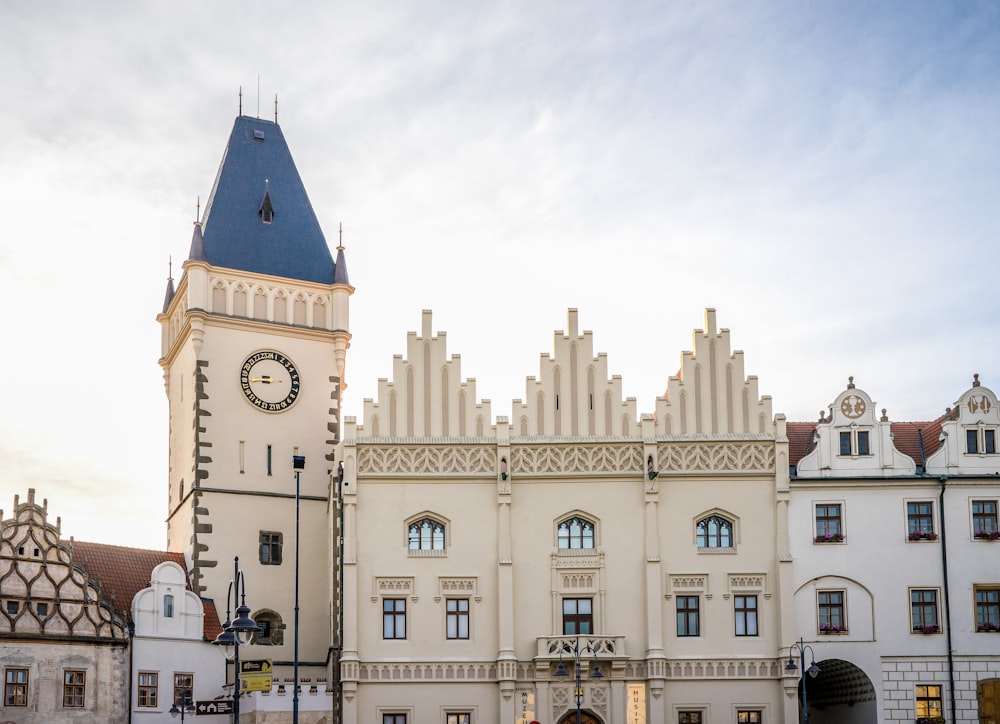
[[239, 86, 243, 116], [168, 255, 173, 282], [274, 93, 278, 124], [338, 222, 344, 251], [196, 195, 201, 223]]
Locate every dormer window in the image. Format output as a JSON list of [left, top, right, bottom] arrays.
[[966, 428, 996, 454], [839, 429, 870, 456], [259, 189, 274, 224]]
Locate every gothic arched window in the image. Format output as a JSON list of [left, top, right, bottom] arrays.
[[557, 516, 596, 550], [408, 518, 446, 551], [696, 515, 733, 548]]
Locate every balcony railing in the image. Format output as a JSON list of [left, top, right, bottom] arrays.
[[535, 635, 625, 659]]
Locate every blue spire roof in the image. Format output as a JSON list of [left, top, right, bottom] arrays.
[[199, 116, 337, 284]]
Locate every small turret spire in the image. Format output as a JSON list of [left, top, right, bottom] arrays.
[[334, 222, 350, 285], [162, 256, 176, 313]]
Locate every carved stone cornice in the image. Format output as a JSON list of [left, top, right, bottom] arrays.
[[657, 441, 775, 474], [510, 444, 642, 476], [357, 445, 496, 475]]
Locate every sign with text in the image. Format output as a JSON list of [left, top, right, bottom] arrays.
[[240, 674, 273, 693], [240, 659, 273, 675], [627, 682, 647, 724], [196, 699, 233, 715]]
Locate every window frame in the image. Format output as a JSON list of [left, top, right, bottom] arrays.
[[906, 500, 937, 541], [446, 713, 472, 724], [259, 531, 283, 565], [63, 669, 85, 708], [972, 499, 999, 539], [696, 515, 734, 550], [446, 598, 470, 640], [138, 672, 158, 708], [966, 426, 997, 455], [736, 711, 762, 723], [408, 517, 446, 552], [975, 585, 1000, 632], [562, 597, 594, 635], [173, 673, 193, 708], [817, 589, 846, 634], [4, 667, 28, 707], [813, 502, 844, 542], [557, 515, 596, 550], [838, 429, 871, 456], [676, 595, 700, 637], [383, 715, 407, 724], [734, 594, 758, 637], [914, 684, 943, 719], [678, 712, 704, 724], [163, 594, 174, 618], [910, 588, 940, 634], [383, 598, 407, 640]]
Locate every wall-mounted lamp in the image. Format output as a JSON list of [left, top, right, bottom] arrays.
[[647, 455, 659, 481], [500, 457, 508, 481]]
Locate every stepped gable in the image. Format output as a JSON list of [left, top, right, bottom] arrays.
[[655, 308, 773, 436], [512, 308, 637, 438], [361, 310, 493, 438], [200, 115, 336, 284]]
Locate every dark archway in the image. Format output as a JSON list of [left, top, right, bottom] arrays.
[[557, 710, 603, 724], [800, 658, 877, 724]]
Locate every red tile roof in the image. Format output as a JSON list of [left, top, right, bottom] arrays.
[[70, 541, 219, 641], [787, 421, 818, 465]]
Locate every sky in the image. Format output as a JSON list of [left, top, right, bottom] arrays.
[[1, 1, 998, 550]]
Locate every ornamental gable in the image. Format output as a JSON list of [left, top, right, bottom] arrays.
[[511, 309, 638, 438], [361, 310, 493, 438], [926, 375, 1000, 474], [795, 378, 917, 477], [654, 309, 773, 436]]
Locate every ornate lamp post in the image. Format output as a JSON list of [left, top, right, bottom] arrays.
[[292, 454, 305, 724], [553, 637, 604, 724], [785, 638, 821, 724], [213, 556, 258, 723], [170, 692, 195, 722]]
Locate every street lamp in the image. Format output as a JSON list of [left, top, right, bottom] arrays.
[[553, 637, 604, 724], [292, 454, 305, 724], [170, 692, 196, 722], [213, 556, 257, 723], [785, 637, 821, 724]]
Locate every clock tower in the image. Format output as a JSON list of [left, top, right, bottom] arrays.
[[157, 115, 352, 669]]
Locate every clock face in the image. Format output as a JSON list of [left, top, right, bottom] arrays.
[[240, 350, 301, 412]]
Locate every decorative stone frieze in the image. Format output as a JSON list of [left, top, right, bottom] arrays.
[[357, 445, 496, 475], [510, 444, 642, 475], [657, 441, 775, 474]]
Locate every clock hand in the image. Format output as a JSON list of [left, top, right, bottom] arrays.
[[249, 376, 285, 384]]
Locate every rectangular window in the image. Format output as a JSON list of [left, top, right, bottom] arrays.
[[976, 586, 1000, 632], [5, 601, 17, 615], [679, 711, 703, 723], [4, 668, 28, 707], [915, 684, 943, 719], [164, 594, 174, 618], [138, 672, 158, 708], [814, 503, 843, 540], [968, 429, 979, 453], [173, 673, 193, 707], [734, 595, 758, 636], [259, 531, 283, 565], [676, 595, 700, 637], [446, 714, 471, 724], [563, 598, 593, 635], [63, 670, 85, 707], [987, 429, 997, 454], [383, 715, 407, 724], [856, 430, 870, 455], [36, 602, 48, 616], [383, 598, 406, 639], [907, 501, 935, 538], [839, 431, 852, 456], [973, 500, 999, 537], [267, 444, 272, 476], [446, 598, 470, 640], [737, 712, 761, 723], [818, 590, 845, 633], [910, 589, 939, 633]]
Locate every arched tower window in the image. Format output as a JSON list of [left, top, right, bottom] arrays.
[[557, 516, 596, 550]]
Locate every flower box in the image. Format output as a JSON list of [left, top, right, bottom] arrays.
[[974, 530, 1000, 541], [814, 533, 845, 543], [819, 624, 846, 634], [908, 531, 938, 541], [915, 717, 945, 724], [913, 624, 939, 634], [977, 621, 1000, 632]]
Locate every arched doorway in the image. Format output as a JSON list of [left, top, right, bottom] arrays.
[[799, 659, 877, 724], [557, 711, 603, 724]]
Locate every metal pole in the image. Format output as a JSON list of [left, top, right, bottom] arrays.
[[800, 639, 808, 724], [575, 637, 582, 724], [233, 559, 241, 724], [294, 465, 301, 724]]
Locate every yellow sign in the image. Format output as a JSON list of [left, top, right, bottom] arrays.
[[240, 659, 273, 675], [240, 674, 273, 692], [627, 683, 647, 724]]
